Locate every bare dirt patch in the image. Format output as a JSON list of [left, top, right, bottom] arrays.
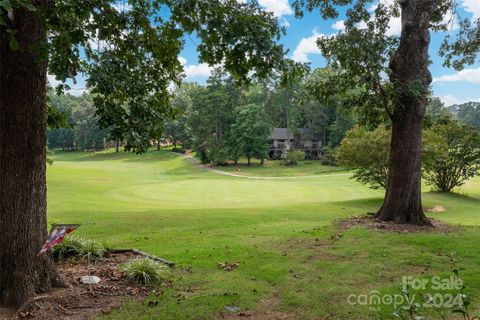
[[0, 252, 170, 320], [424, 205, 446, 213], [217, 295, 297, 320], [337, 215, 456, 233]]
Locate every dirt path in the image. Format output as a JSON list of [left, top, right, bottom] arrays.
[[179, 153, 351, 180]]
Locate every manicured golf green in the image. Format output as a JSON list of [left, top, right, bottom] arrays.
[[47, 150, 480, 319]]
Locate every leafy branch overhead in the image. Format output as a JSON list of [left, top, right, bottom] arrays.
[[1, 0, 294, 153]]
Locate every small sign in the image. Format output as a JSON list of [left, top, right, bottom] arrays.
[[37, 224, 80, 256]]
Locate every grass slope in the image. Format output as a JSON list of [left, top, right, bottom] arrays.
[[47, 150, 480, 320]]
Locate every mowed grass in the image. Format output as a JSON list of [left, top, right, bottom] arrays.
[[206, 157, 346, 177], [47, 150, 480, 320]]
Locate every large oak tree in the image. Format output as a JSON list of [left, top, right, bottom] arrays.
[[294, 0, 479, 225], [0, 0, 287, 308]]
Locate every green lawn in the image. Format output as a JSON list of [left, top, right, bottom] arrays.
[[48, 150, 480, 319], [202, 157, 346, 177]]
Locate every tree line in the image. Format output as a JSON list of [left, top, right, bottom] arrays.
[[48, 67, 358, 165], [163, 68, 357, 165]]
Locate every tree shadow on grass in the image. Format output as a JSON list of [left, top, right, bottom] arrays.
[[425, 190, 480, 203]]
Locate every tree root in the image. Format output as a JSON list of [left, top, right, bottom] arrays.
[[16, 295, 49, 315]]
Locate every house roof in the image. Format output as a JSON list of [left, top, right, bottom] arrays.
[[270, 128, 293, 140], [269, 128, 321, 140]]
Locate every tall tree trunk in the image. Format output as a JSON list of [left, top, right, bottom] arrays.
[[375, 0, 437, 225], [0, 3, 66, 308], [156, 139, 160, 151], [115, 139, 120, 153]]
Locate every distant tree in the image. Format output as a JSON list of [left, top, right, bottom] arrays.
[[47, 92, 76, 150], [187, 70, 243, 164], [449, 102, 480, 129], [71, 94, 109, 151], [336, 126, 390, 189], [424, 121, 480, 192], [304, 68, 359, 148], [425, 97, 454, 127], [231, 104, 271, 165], [47, 93, 109, 151], [163, 121, 181, 149]]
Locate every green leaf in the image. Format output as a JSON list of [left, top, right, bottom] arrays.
[[0, 0, 12, 10], [9, 34, 19, 51]]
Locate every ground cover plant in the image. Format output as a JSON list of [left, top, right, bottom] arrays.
[[46, 150, 480, 319], [121, 258, 171, 285], [51, 236, 104, 261]]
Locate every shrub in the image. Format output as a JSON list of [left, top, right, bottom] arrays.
[[120, 258, 171, 284], [423, 121, 480, 192], [281, 150, 305, 166], [51, 236, 104, 261], [51, 236, 83, 261], [336, 125, 390, 189], [79, 239, 105, 261], [209, 144, 230, 166]]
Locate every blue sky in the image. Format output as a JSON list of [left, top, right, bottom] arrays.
[[57, 0, 480, 106]]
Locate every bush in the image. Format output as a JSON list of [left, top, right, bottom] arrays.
[[120, 258, 171, 284], [423, 121, 480, 192], [336, 125, 390, 189], [281, 150, 305, 166], [51, 236, 104, 261], [79, 239, 105, 261], [209, 144, 230, 166], [51, 236, 83, 261]]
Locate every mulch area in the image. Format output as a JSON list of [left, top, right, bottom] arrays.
[[1, 252, 171, 320], [337, 214, 455, 234]]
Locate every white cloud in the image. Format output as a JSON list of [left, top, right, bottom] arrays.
[[292, 30, 324, 63], [178, 56, 213, 79], [331, 20, 345, 32], [438, 94, 462, 106], [258, 0, 292, 17], [47, 74, 61, 88], [365, 0, 456, 36], [433, 67, 480, 83], [438, 94, 480, 106], [386, 16, 402, 36], [462, 0, 480, 18], [184, 63, 212, 78], [112, 1, 132, 12], [178, 56, 187, 66], [47, 74, 86, 96], [238, 0, 293, 27], [184, 63, 213, 78]]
